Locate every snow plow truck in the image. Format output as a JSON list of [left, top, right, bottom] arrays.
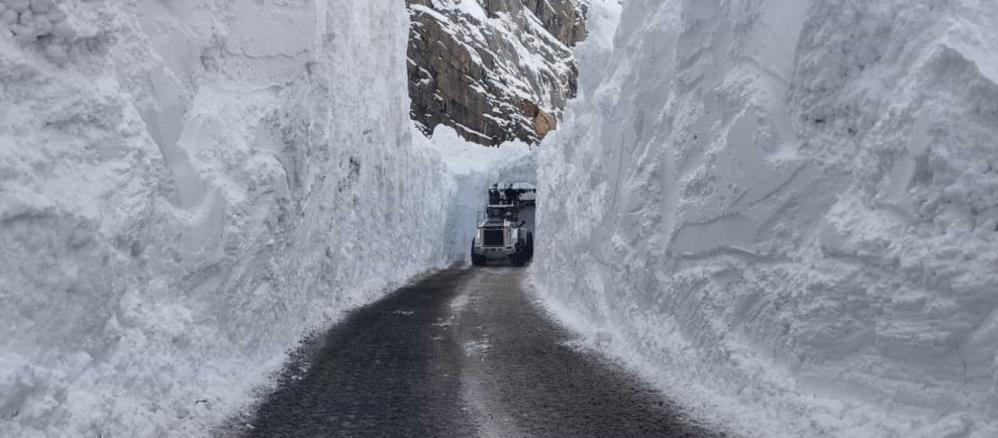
[[471, 183, 535, 267]]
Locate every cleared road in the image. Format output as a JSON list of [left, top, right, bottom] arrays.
[[239, 267, 720, 437]]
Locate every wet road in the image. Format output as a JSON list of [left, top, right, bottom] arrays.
[[239, 267, 720, 437]]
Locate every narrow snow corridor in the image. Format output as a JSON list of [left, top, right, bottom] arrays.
[[3, 0, 998, 436], [236, 267, 720, 437]]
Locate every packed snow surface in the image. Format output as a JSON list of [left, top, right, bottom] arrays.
[[535, 0, 998, 436], [0, 0, 527, 436]]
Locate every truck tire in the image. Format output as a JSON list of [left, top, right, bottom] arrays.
[[511, 243, 526, 267], [471, 239, 485, 266], [526, 231, 534, 261]]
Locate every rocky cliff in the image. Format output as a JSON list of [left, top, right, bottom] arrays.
[[407, 0, 586, 145]]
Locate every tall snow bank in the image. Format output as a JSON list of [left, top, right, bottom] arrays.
[[1, 1, 459, 436], [535, 0, 998, 436]]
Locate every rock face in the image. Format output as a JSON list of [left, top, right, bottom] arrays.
[[407, 0, 586, 145]]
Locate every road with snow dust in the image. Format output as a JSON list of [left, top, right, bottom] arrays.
[[238, 267, 720, 437]]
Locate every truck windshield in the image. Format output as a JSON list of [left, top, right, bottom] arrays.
[[487, 207, 513, 219]]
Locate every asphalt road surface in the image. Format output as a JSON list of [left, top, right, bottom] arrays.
[[238, 267, 721, 437]]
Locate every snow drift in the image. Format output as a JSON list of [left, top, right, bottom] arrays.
[[535, 0, 998, 436], [0, 1, 522, 436]]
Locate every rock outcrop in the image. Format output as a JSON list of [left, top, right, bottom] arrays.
[[407, 0, 586, 145]]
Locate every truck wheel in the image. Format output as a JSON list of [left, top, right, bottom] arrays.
[[471, 239, 484, 266], [526, 232, 534, 261], [511, 243, 526, 267]]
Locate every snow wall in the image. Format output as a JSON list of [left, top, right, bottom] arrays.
[[0, 1, 529, 436], [534, 0, 998, 436]]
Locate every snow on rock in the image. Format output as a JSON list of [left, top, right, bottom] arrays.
[[407, 0, 586, 145], [534, 0, 998, 436], [0, 1, 501, 436]]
